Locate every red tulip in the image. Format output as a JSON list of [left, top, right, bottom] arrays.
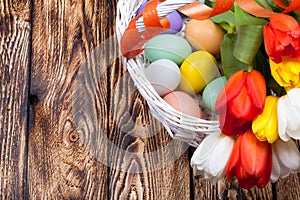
[[226, 130, 272, 189], [215, 70, 266, 136], [264, 14, 300, 63]]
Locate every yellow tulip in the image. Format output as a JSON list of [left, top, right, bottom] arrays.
[[252, 96, 279, 143], [270, 58, 300, 91]]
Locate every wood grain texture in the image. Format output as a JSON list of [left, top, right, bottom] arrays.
[[108, 68, 191, 200], [0, 0, 31, 198], [193, 167, 274, 199], [28, 0, 110, 199], [1, 0, 299, 199], [107, 11, 191, 198]]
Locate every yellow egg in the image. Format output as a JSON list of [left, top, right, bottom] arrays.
[[185, 19, 225, 56], [179, 51, 219, 94]]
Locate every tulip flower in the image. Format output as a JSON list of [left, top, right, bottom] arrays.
[[252, 96, 279, 143], [271, 139, 300, 182], [270, 58, 300, 91], [215, 70, 266, 136], [191, 131, 235, 184], [226, 130, 272, 189], [277, 88, 300, 141], [264, 14, 300, 64]]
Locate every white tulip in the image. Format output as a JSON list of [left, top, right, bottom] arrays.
[[191, 131, 235, 184], [277, 88, 300, 141], [271, 139, 300, 182]]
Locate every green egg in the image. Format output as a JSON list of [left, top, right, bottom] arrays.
[[202, 76, 227, 111], [144, 34, 192, 65]]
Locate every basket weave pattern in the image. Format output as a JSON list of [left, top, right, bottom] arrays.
[[116, 0, 220, 147]]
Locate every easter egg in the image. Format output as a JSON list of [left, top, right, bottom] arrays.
[[137, 1, 183, 33], [202, 76, 227, 111], [144, 34, 192, 65], [165, 11, 183, 33], [179, 51, 219, 94], [163, 91, 201, 118], [144, 59, 181, 96], [185, 19, 225, 56]]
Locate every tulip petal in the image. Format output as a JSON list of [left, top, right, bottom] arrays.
[[277, 97, 290, 141], [274, 139, 300, 171], [228, 87, 252, 119], [191, 132, 220, 176], [226, 135, 242, 180], [252, 96, 279, 143], [257, 144, 272, 188], [215, 70, 246, 111], [218, 109, 252, 136], [271, 147, 281, 182], [271, 139, 300, 182], [247, 70, 266, 111], [241, 130, 270, 177], [269, 14, 300, 34], [209, 135, 235, 177], [264, 25, 277, 61]]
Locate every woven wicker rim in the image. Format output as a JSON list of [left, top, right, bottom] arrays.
[[116, 0, 221, 147]]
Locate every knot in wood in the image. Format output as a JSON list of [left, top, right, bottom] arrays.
[[69, 131, 79, 142]]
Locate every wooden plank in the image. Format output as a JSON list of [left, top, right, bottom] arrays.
[[28, 0, 110, 198], [0, 0, 31, 198], [108, 69, 191, 200], [107, 1, 191, 196], [193, 168, 274, 199]]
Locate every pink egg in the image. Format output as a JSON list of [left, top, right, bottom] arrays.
[[163, 91, 202, 118]]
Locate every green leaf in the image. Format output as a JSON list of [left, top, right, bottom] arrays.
[[253, 47, 285, 96], [210, 11, 236, 34], [234, 4, 268, 26], [233, 25, 264, 65], [220, 34, 248, 78]]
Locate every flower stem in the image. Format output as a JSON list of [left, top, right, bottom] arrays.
[[248, 64, 253, 72]]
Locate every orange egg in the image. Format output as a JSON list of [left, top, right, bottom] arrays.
[[185, 19, 225, 56]]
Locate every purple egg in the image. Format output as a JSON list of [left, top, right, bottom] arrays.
[[165, 11, 183, 33], [136, 1, 183, 33]]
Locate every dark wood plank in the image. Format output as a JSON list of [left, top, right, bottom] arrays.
[[0, 0, 31, 198], [28, 0, 110, 198], [108, 7, 191, 198], [193, 171, 274, 199]]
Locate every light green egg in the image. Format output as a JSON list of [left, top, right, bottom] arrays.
[[144, 34, 192, 65], [202, 76, 227, 111]]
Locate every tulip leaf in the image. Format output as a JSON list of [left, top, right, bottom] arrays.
[[234, 25, 264, 65], [264, 0, 285, 12], [253, 48, 286, 96], [220, 34, 248, 78], [210, 11, 236, 35], [234, 4, 268, 26]]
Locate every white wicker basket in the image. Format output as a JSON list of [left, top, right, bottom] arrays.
[[116, 0, 221, 147]]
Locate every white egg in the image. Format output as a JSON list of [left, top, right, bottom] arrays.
[[144, 59, 181, 96]]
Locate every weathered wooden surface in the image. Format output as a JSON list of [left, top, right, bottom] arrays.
[[0, 0, 299, 199], [0, 0, 31, 198]]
